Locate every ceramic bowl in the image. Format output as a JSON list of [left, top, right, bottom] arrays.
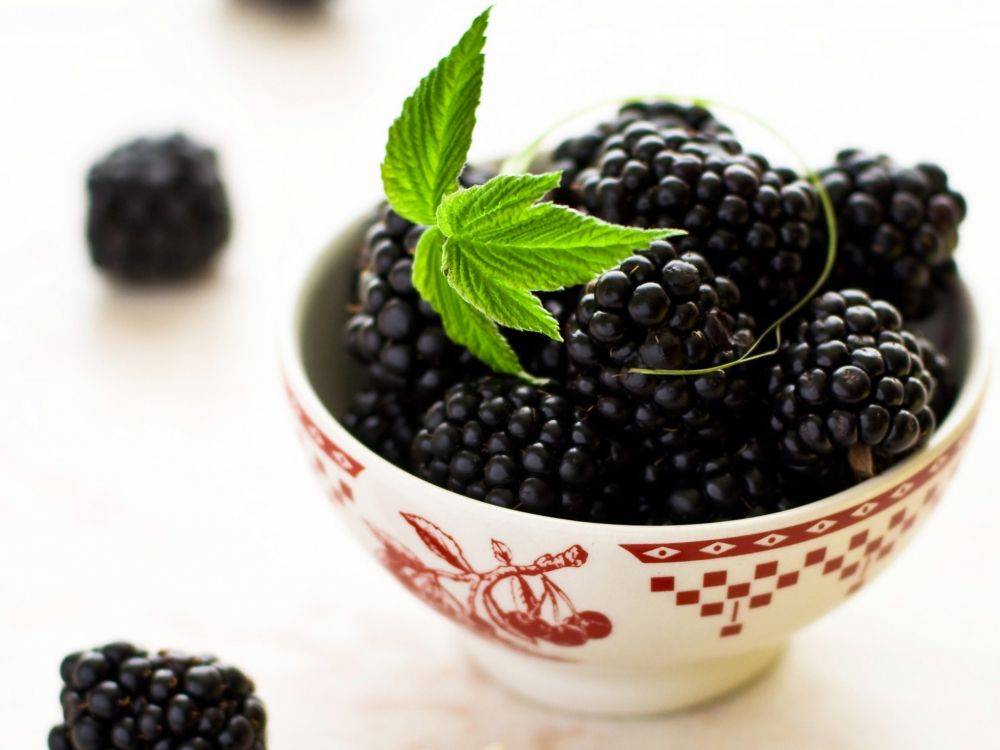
[[280, 214, 988, 716]]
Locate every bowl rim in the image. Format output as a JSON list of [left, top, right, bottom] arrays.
[[279, 211, 990, 539]]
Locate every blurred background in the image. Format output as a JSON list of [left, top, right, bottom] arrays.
[[1, 1, 997, 748]]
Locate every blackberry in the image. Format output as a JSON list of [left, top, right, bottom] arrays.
[[86, 134, 230, 281], [632, 437, 805, 525], [552, 102, 823, 316], [49, 642, 266, 750], [343, 389, 417, 469], [549, 100, 734, 205], [820, 150, 966, 318], [345, 205, 483, 401], [916, 335, 955, 424], [565, 239, 756, 444], [768, 289, 940, 481], [345, 165, 495, 402], [505, 287, 581, 380], [411, 377, 630, 522]]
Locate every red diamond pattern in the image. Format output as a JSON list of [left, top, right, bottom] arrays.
[[805, 548, 827, 566], [749, 593, 772, 609], [676, 590, 700, 605], [823, 556, 844, 575], [849, 530, 869, 549], [776, 571, 799, 588], [727, 583, 751, 599], [839, 562, 859, 580], [755, 561, 778, 579], [703, 571, 728, 587], [700, 602, 724, 617], [650, 576, 675, 592]]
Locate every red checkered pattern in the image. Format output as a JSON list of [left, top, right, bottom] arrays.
[[658, 490, 934, 636], [630, 434, 969, 638]]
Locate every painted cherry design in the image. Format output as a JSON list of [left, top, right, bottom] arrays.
[[368, 513, 613, 655]]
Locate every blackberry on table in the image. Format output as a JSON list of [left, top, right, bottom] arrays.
[[551, 102, 823, 317], [86, 134, 231, 281], [565, 239, 756, 446], [411, 377, 631, 522], [768, 289, 940, 481], [49, 642, 265, 750], [820, 150, 966, 318]]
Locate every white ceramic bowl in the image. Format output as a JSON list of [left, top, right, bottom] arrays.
[[280, 214, 988, 716]]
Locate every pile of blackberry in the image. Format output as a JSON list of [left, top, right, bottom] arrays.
[[342, 102, 963, 525], [49, 643, 266, 750]]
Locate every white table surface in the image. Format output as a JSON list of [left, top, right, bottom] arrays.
[[2, 1, 999, 748]]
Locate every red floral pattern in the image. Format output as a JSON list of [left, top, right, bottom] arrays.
[[368, 514, 612, 656], [287, 385, 365, 478]]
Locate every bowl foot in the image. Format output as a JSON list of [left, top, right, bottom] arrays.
[[460, 635, 785, 716]]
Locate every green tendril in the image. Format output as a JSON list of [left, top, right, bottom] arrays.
[[503, 94, 839, 378]]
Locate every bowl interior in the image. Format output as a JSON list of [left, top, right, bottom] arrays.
[[299, 216, 372, 419]]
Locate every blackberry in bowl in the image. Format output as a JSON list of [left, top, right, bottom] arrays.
[[564, 239, 756, 442], [819, 150, 966, 319], [551, 102, 825, 320], [280, 211, 985, 715], [411, 377, 631, 523], [281, 7, 984, 716], [768, 289, 941, 481]]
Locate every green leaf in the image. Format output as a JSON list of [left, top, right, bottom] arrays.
[[380, 8, 491, 226], [443, 237, 561, 339], [435, 173, 682, 338], [412, 227, 536, 380], [437, 172, 562, 237]]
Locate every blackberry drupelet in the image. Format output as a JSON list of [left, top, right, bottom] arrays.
[[411, 377, 630, 522], [820, 150, 966, 318], [565, 239, 756, 445], [768, 289, 940, 482], [343, 389, 418, 469], [86, 134, 231, 281], [49, 642, 266, 750], [551, 102, 823, 316]]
